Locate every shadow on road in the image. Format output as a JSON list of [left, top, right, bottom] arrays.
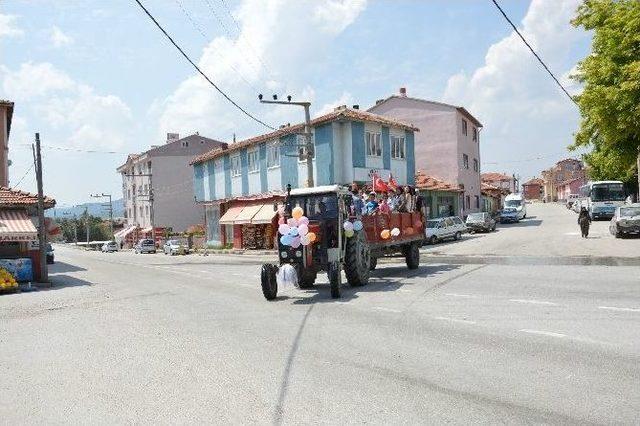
[[49, 261, 86, 273], [499, 219, 543, 227]]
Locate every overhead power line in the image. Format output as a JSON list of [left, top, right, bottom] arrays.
[[13, 163, 34, 188], [133, 0, 275, 130], [490, 0, 578, 107]]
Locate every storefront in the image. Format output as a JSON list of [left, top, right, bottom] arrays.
[[415, 173, 463, 219], [212, 193, 284, 250]]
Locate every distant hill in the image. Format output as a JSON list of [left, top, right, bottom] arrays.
[[46, 199, 125, 219]]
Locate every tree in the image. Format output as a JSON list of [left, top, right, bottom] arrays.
[[571, 0, 640, 197]]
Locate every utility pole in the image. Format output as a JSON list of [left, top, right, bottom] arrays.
[[85, 206, 90, 248], [90, 193, 114, 241], [258, 94, 314, 187], [33, 133, 48, 284]]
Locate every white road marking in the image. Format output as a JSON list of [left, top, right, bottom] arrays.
[[598, 306, 640, 313], [373, 307, 401, 313], [445, 293, 476, 298], [520, 329, 566, 338], [434, 316, 476, 325], [510, 299, 558, 306], [564, 232, 580, 236]]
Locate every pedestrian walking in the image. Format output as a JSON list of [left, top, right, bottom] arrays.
[[578, 207, 591, 238]]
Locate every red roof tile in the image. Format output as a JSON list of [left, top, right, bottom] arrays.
[[190, 107, 418, 165], [415, 172, 463, 192], [523, 178, 543, 186], [0, 187, 56, 209], [481, 172, 512, 183]]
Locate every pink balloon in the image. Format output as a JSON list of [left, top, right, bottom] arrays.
[[298, 223, 309, 236], [278, 224, 290, 235], [300, 235, 311, 245], [278, 217, 285, 225], [287, 218, 299, 227], [290, 236, 301, 248], [298, 216, 309, 226]]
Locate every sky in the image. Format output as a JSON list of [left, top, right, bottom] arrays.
[[0, 0, 591, 206]]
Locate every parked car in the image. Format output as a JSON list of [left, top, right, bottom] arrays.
[[465, 212, 496, 233], [499, 208, 520, 223], [134, 239, 157, 254], [101, 241, 119, 253], [46, 243, 54, 264], [609, 204, 640, 238], [425, 216, 467, 244], [163, 239, 189, 255]]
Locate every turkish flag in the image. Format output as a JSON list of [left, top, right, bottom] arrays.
[[372, 173, 389, 192], [387, 173, 399, 191]]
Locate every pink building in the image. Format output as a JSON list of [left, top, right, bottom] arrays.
[[556, 176, 586, 201]]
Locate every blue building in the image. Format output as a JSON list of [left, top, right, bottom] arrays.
[[191, 106, 418, 248]]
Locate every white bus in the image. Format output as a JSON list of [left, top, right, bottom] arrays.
[[578, 181, 626, 219]]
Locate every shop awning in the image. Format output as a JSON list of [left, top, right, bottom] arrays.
[[0, 210, 38, 241], [219, 206, 244, 225], [234, 205, 263, 225], [251, 204, 279, 224], [114, 225, 137, 239], [141, 227, 153, 233]]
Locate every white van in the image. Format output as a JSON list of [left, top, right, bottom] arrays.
[[503, 193, 527, 220]]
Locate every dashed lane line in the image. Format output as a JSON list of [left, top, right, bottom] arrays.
[[519, 329, 566, 338], [510, 299, 559, 306], [372, 307, 401, 313], [445, 293, 477, 298], [598, 306, 640, 313], [434, 316, 476, 325]]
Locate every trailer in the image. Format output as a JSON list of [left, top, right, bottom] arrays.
[[260, 185, 425, 299]]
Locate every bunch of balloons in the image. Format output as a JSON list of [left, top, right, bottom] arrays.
[[342, 220, 363, 238], [279, 206, 316, 247]]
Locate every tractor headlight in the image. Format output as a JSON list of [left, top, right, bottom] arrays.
[[281, 251, 288, 258], [295, 250, 302, 258]]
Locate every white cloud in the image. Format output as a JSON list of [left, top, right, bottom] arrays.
[[317, 91, 354, 115], [156, 0, 367, 142], [442, 0, 587, 177], [0, 14, 23, 39], [51, 26, 74, 48], [0, 62, 133, 150]]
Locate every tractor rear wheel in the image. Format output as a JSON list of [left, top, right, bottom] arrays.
[[344, 231, 370, 287], [328, 263, 341, 298], [298, 268, 317, 289], [261, 264, 278, 300], [369, 257, 377, 271], [405, 242, 420, 270]]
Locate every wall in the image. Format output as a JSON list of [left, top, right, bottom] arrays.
[[0, 105, 8, 187]]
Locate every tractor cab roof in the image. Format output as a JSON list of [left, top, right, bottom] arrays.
[[289, 185, 348, 197]]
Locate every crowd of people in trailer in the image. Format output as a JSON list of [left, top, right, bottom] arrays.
[[350, 183, 425, 217]]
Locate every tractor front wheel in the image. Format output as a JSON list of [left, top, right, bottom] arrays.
[[261, 264, 278, 300], [298, 268, 317, 289], [344, 232, 370, 287], [405, 242, 420, 270]]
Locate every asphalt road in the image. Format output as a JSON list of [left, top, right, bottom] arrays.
[[1, 204, 639, 424]]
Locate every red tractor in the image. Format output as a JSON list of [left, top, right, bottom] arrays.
[[261, 185, 425, 300]]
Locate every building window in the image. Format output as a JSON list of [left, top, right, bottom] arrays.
[[365, 131, 382, 157], [465, 195, 470, 209], [474, 195, 480, 209], [267, 142, 280, 168], [145, 205, 149, 216], [391, 136, 405, 159], [473, 158, 479, 172], [231, 155, 241, 177], [472, 127, 478, 142], [462, 119, 468, 136], [247, 148, 259, 173], [182, 141, 189, 147], [139, 206, 143, 217], [463, 154, 469, 169]]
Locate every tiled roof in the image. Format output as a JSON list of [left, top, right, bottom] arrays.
[[523, 178, 543, 186], [415, 172, 463, 192], [481, 182, 509, 196], [481, 172, 512, 182], [369, 95, 483, 128], [190, 107, 419, 165], [0, 187, 56, 209]]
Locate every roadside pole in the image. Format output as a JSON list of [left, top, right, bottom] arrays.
[[33, 133, 48, 284], [90, 193, 114, 241], [85, 206, 89, 248], [258, 95, 314, 187]]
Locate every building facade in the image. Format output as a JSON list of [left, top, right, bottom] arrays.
[[481, 172, 516, 193], [191, 107, 417, 248], [522, 178, 544, 200], [117, 133, 226, 239], [0, 100, 14, 187], [368, 88, 482, 216], [414, 171, 462, 219], [541, 158, 585, 202]]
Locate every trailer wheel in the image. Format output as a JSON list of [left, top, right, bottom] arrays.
[[405, 242, 420, 270], [261, 264, 278, 301], [369, 257, 377, 271], [344, 232, 370, 287], [328, 263, 341, 298]]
